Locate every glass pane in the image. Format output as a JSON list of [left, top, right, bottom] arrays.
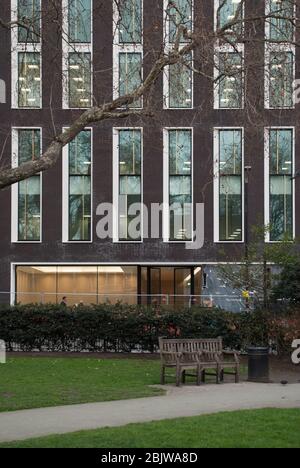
[[119, 130, 141, 174], [219, 130, 242, 174], [168, 0, 193, 43], [270, 176, 293, 241], [69, 130, 91, 175], [270, 129, 293, 175], [169, 53, 192, 108], [269, 0, 294, 41], [119, 52, 142, 108], [16, 266, 57, 304], [69, 176, 91, 241], [119, 0, 142, 44], [219, 52, 243, 108], [18, 129, 40, 164], [57, 266, 98, 306], [18, 176, 41, 241], [169, 129, 192, 174], [69, 52, 91, 108], [69, 0, 91, 43], [269, 51, 293, 108], [217, 0, 243, 35], [97, 266, 138, 304], [219, 176, 242, 241], [18, 52, 41, 108], [18, 0, 41, 43]]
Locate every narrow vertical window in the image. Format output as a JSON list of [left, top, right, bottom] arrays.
[[217, 0, 243, 35], [218, 51, 243, 109], [269, 51, 294, 108], [269, 129, 293, 241], [119, 52, 142, 107], [168, 129, 192, 241], [267, 0, 294, 42], [118, 0, 142, 44], [18, 52, 41, 108], [218, 129, 243, 242], [17, 129, 41, 241], [68, 52, 91, 108], [168, 53, 193, 108], [167, 0, 193, 43], [69, 0, 91, 43], [118, 129, 142, 241], [68, 131, 92, 241], [18, 0, 41, 42]]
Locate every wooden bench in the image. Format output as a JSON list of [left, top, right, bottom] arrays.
[[159, 337, 240, 387]]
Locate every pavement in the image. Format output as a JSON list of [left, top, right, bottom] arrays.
[[0, 382, 299, 443]]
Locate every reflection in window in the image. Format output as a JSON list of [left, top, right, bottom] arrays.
[[269, 129, 293, 241], [169, 53, 192, 108], [268, 0, 294, 41], [269, 51, 293, 108], [69, 52, 91, 107], [168, 0, 193, 43], [118, 0, 142, 44], [118, 130, 142, 241], [219, 130, 242, 242], [217, 0, 243, 35], [18, 52, 41, 108], [69, 0, 91, 43], [119, 52, 142, 108], [18, 0, 41, 43], [218, 51, 243, 108], [168, 130, 192, 241], [17, 130, 41, 241], [68, 131, 91, 241]]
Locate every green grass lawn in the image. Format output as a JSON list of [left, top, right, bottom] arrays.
[[1, 409, 299, 448], [0, 357, 165, 412]]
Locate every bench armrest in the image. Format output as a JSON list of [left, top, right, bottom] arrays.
[[222, 350, 240, 363], [160, 351, 182, 364]]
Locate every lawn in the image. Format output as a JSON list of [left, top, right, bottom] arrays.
[[0, 357, 165, 412], [1, 409, 299, 448]]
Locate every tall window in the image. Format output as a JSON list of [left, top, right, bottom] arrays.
[[63, 0, 92, 108], [165, 129, 192, 241], [113, 1, 143, 107], [12, 1, 42, 108], [119, 52, 142, 108], [215, 129, 243, 242], [69, 0, 91, 43], [267, 0, 294, 42], [164, 1, 193, 109], [167, 0, 193, 43], [15, 129, 41, 242], [268, 50, 294, 108], [216, 0, 243, 36], [218, 51, 243, 108], [118, 0, 142, 44], [116, 129, 142, 241], [18, 0, 41, 42], [267, 129, 293, 241], [67, 131, 92, 241]]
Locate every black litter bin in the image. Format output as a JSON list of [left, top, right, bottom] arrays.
[[247, 347, 270, 383]]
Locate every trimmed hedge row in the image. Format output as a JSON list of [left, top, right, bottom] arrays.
[[0, 303, 299, 354]]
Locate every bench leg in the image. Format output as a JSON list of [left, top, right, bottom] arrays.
[[160, 365, 165, 385], [176, 365, 181, 387], [197, 366, 202, 386], [216, 367, 220, 384], [220, 369, 224, 382]]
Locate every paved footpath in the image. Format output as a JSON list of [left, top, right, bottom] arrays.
[[0, 382, 299, 443]]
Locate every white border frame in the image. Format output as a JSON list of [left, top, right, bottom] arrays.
[[11, 127, 43, 243], [214, 43, 244, 110], [265, 43, 295, 110], [112, 127, 144, 243], [213, 127, 245, 244], [62, 0, 93, 109], [214, 0, 245, 34], [62, 126, 93, 243], [265, 0, 296, 42], [11, 0, 42, 109], [264, 126, 295, 243], [163, 127, 194, 244]]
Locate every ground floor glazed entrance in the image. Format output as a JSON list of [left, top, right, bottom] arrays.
[[14, 265, 204, 307]]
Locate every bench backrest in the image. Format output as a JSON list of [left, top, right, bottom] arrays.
[[159, 337, 223, 355]]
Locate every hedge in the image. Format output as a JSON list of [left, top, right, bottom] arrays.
[[0, 303, 299, 355]]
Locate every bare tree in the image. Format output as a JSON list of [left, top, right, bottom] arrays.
[[0, 0, 297, 191]]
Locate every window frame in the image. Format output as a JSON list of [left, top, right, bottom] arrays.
[[214, 43, 244, 110], [265, 43, 295, 109]]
